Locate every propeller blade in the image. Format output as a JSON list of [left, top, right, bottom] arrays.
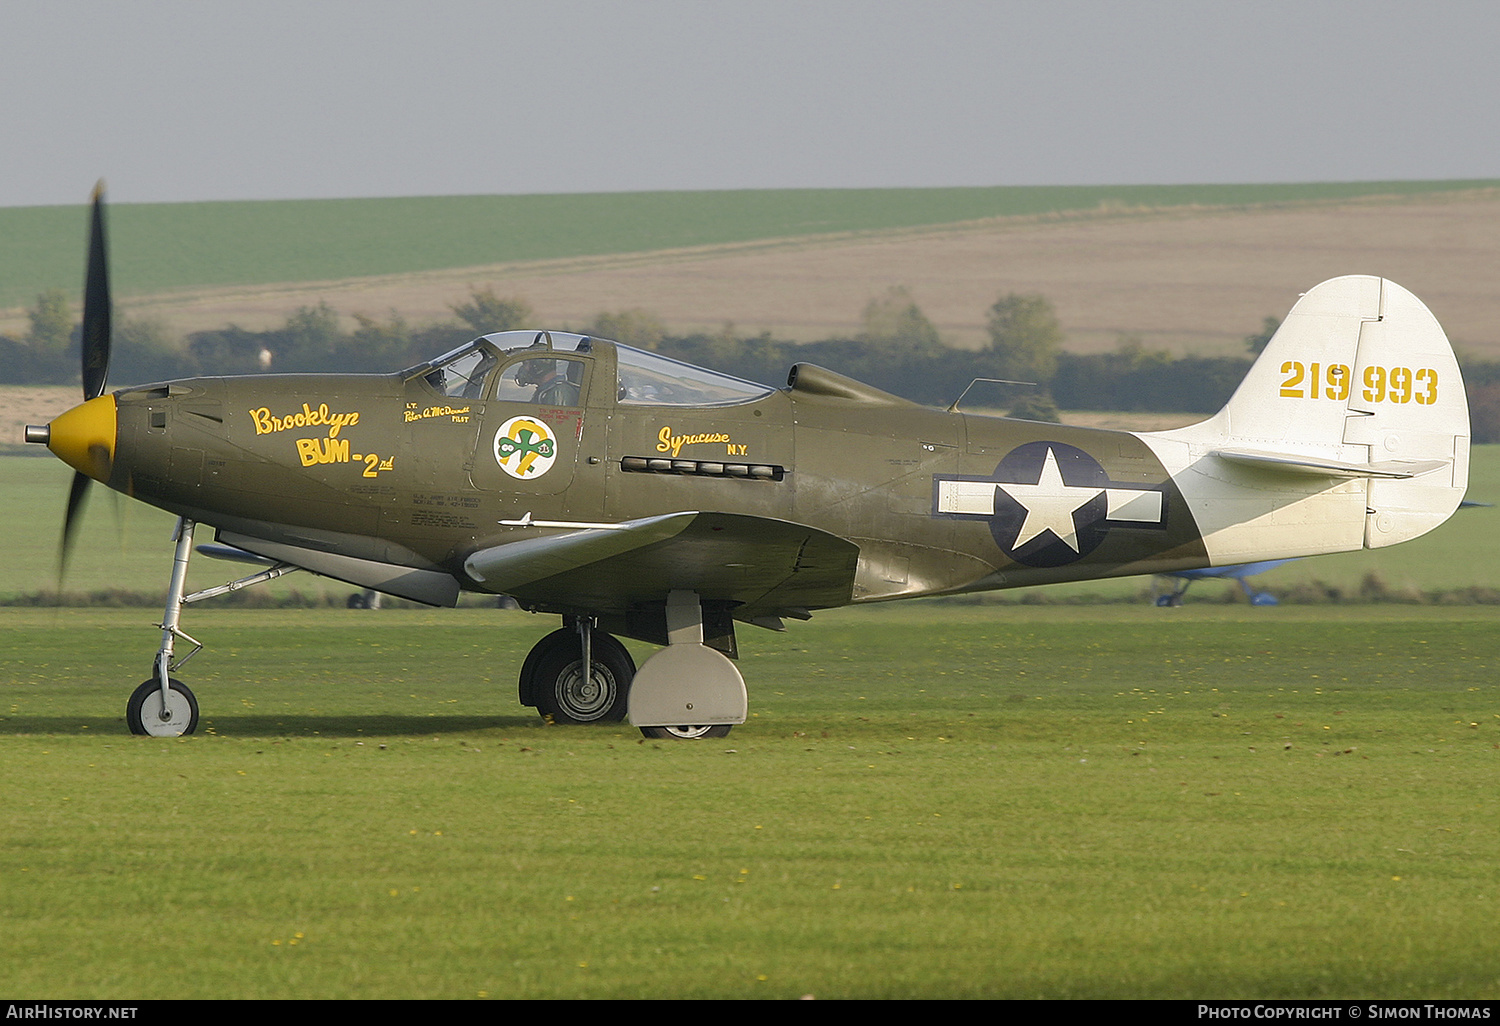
[[81, 182, 112, 401], [60, 469, 92, 584]]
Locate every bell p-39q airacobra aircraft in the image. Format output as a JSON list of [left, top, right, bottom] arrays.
[[27, 189, 1471, 738]]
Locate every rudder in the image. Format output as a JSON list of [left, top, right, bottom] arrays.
[[1340, 278, 1469, 546]]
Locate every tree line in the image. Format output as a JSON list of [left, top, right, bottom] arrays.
[[6, 284, 1499, 440]]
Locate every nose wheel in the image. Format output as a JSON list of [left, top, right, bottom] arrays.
[[126, 677, 198, 737]]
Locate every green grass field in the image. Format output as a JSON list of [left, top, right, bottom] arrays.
[[1, 604, 1497, 998], [4, 180, 1496, 311]]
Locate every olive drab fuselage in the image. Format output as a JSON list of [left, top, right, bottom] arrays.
[[104, 332, 1210, 637]]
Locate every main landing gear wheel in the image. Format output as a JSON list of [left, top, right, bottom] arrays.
[[639, 724, 733, 740], [525, 628, 634, 725], [126, 677, 199, 737]]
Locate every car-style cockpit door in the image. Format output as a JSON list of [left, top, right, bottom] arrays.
[[467, 350, 591, 496]]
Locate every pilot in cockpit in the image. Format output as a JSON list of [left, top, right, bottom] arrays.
[[514, 358, 580, 407]]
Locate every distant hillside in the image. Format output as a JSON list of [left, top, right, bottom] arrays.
[[3, 180, 1494, 313]]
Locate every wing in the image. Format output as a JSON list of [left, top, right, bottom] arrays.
[[218, 530, 463, 607], [463, 511, 860, 618]]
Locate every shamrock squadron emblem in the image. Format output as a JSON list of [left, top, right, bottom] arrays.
[[493, 416, 558, 479]]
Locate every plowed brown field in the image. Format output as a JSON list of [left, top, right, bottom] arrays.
[[87, 190, 1500, 359]]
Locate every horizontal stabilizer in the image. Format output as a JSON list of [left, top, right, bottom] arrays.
[[1211, 447, 1449, 480]]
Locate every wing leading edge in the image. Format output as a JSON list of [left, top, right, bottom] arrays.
[[463, 511, 860, 618]]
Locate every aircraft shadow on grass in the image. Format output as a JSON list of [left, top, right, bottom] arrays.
[[0, 714, 548, 738]]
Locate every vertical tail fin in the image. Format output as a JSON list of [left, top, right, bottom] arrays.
[[1141, 277, 1469, 561]]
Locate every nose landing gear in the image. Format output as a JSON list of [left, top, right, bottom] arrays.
[[125, 518, 298, 737]]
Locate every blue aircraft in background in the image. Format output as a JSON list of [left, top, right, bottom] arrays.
[[1151, 560, 1295, 606]]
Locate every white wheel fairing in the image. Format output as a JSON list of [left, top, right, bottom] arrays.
[[126, 678, 199, 737], [627, 643, 746, 727]]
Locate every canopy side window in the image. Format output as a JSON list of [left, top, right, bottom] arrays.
[[495, 356, 587, 407], [615, 345, 773, 407]]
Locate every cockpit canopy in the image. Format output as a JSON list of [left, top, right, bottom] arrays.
[[410, 331, 775, 408]]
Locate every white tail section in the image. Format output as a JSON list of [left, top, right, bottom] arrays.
[[1138, 277, 1469, 563]]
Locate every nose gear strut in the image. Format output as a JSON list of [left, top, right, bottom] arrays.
[[128, 518, 300, 737]]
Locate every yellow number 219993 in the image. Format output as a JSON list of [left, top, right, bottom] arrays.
[[1280, 362, 1437, 405]]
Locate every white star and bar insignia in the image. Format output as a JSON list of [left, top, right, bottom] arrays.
[[934, 443, 1166, 563]]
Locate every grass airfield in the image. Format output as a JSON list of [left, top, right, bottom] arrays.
[[3, 440, 1496, 1000], [2, 603, 1497, 999]]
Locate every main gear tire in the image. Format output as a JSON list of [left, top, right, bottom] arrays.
[[528, 630, 634, 725]]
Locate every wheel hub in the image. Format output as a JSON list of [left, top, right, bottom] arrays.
[[559, 662, 612, 718], [662, 724, 713, 739]]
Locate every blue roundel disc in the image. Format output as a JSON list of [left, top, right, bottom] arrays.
[[987, 441, 1111, 567]]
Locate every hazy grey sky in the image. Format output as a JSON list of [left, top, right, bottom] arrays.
[[3, 0, 1497, 208]]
